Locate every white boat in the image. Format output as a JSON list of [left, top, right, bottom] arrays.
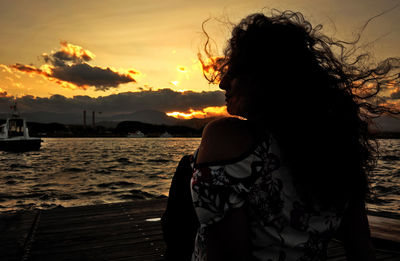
[[160, 131, 172, 138], [0, 104, 42, 152], [127, 131, 145, 138]]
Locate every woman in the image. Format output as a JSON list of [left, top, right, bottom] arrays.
[[190, 10, 399, 261]]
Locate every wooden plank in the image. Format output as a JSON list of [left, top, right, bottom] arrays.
[[25, 200, 166, 261], [1, 199, 400, 261], [29, 239, 165, 260], [369, 215, 400, 243], [31, 230, 164, 250], [326, 240, 400, 261], [0, 210, 39, 261]]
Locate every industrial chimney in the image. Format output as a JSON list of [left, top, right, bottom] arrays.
[[92, 111, 95, 127]]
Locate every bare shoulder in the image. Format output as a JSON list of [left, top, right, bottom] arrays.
[[196, 117, 255, 164]]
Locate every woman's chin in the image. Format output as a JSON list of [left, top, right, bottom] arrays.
[[227, 107, 245, 118], [226, 106, 235, 116]]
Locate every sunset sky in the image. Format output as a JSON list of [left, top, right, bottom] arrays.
[[0, 0, 399, 118]]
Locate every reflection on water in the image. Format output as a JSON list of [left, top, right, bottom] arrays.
[[0, 138, 200, 212], [368, 139, 400, 217], [0, 138, 399, 218]]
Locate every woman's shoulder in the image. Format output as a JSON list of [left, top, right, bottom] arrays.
[[196, 117, 256, 165], [204, 116, 248, 133]]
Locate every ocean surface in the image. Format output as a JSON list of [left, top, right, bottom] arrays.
[[0, 138, 399, 218]]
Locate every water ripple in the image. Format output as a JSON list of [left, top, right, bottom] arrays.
[[0, 137, 200, 213]]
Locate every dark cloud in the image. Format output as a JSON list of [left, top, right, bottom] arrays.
[[0, 89, 225, 115], [390, 90, 400, 99], [50, 63, 135, 90], [10, 41, 137, 91], [42, 41, 94, 67], [52, 49, 92, 63], [10, 63, 45, 75], [0, 90, 8, 97]]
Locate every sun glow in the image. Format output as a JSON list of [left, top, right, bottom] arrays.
[[166, 106, 228, 119], [40, 64, 54, 75], [60, 41, 95, 61]]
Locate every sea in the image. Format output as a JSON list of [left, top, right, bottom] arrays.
[[0, 138, 399, 219]]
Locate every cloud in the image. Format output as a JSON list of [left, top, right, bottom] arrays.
[[0, 64, 12, 73], [388, 79, 400, 99], [0, 88, 225, 115], [9, 41, 138, 91], [10, 64, 44, 75], [390, 89, 400, 99], [0, 88, 8, 97], [41, 41, 95, 68], [50, 63, 135, 89]]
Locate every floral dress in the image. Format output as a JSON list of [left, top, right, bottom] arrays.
[[190, 134, 344, 261]]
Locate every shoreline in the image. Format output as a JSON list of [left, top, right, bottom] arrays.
[[37, 136, 202, 138], [1, 197, 399, 219]]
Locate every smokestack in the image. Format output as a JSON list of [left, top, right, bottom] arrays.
[[92, 111, 95, 127], [83, 110, 86, 128]]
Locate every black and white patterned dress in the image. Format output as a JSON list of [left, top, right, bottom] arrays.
[[191, 134, 344, 261]]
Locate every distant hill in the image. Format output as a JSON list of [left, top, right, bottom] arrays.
[[108, 110, 180, 125], [0, 112, 80, 124], [11, 109, 400, 134], [115, 121, 201, 137], [4, 109, 400, 137], [0, 110, 181, 125], [371, 115, 400, 132], [0, 109, 216, 130]]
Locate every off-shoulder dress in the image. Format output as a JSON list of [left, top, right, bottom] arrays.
[[191, 133, 345, 261]]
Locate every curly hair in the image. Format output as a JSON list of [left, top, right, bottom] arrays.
[[199, 10, 400, 208]]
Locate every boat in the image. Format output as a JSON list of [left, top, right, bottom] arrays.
[[160, 131, 172, 138], [127, 131, 145, 138], [0, 103, 42, 152]]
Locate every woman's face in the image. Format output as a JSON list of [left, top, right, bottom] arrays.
[[219, 76, 252, 117]]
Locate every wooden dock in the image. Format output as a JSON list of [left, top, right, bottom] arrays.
[[1, 199, 399, 261]]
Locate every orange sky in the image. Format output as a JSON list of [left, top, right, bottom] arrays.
[[0, 0, 399, 118]]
